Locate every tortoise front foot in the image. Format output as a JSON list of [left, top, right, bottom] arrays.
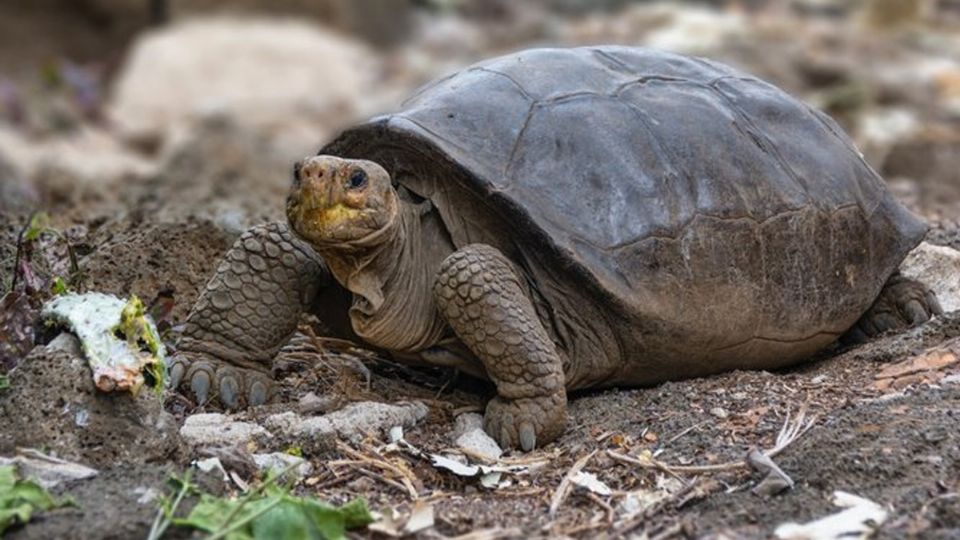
[[846, 273, 943, 343], [169, 221, 328, 409], [484, 392, 567, 452], [169, 352, 273, 409], [434, 244, 569, 451]]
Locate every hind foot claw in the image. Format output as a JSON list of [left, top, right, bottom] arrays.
[[168, 353, 273, 409], [847, 274, 943, 343]]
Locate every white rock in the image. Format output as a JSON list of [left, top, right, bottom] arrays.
[[268, 401, 428, 450], [710, 407, 729, 419], [0, 450, 98, 489], [570, 471, 612, 496], [451, 413, 502, 462], [326, 401, 429, 440], [451, 412, 484, 439], [856, 107, 919, 165], [642, 3, 749, 54], [251, 452, 312, 478], [108, 17, 382, 151], [0, 126, 154, 190], [192, 457, 229, 481], [900, 242, 960, 313], [263, 411, 300, 433], [179, 413, 271, 447]]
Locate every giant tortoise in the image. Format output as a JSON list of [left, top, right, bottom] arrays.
[[169, 46, 941, 450]]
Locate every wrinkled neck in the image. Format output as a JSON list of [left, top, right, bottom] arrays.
[[313, 203, 410, 313]]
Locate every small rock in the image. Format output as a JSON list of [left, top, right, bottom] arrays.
[[643, 4, 748, 54], [451, 413, 502, 462], [0, 450, 98, 489], [251, 452, 312, 479], [710, 407, 729, 419], [192, 457, 229, 482], [857, 107, 919, 166], [263, 411, 300, 432], [134, 487, 162, 505], [900, 242, 960, 313], [452, 412, 484, 439], [298, 391, 337, 415], [322, 401, 428, 442], [179, 413, 271, 448], [267, 401, 428, 453]]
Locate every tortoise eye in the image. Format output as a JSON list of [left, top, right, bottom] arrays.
[[348, 169, 367, 189]]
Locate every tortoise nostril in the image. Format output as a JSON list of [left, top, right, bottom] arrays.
[[296, 160, 329, 184]]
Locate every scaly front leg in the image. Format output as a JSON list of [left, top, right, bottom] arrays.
[[433, 244, 567, 451], [170, 221, 329, 408]]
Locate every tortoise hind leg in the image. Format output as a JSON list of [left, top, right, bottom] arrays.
[[843, 272, 943, 343], [169, 221, 330, 408], [433, 243, 568, 451]]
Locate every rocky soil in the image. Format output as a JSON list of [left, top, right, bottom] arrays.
[[1, 1, 959, 538]]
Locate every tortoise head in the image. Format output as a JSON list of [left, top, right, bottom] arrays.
[[286, 155, 398, 246]]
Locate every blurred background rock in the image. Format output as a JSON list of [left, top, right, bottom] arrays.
[[1, 0, 959, 272]]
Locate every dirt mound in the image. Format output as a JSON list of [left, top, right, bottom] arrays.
[[80, 219, 232, 322], [0, 334, 179, 469]]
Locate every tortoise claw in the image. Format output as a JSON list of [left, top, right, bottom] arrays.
[[189, 368, 212, 405], [872, 312, 900, 333], [902, 299, 928, 326], [219, 373, 240, 409], [249, 379, 269, 406], [519, 422, 537, 452], [168, 356, 186, 389], [173, 353, 273, 409]]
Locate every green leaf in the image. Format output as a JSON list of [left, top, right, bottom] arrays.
[[0, 464, 70, 534], [0, 504, 35, 533], [175, 494, 239, 533], [250, 498, 314, 540], [0, 466, 14, 491], [5, 482, 57, 510], [50, 277, 69, 296], [168, 472, 371, 540], [337, 498, 373, 529], [23, 213, 50, 242], [0, 375, 8, 391]]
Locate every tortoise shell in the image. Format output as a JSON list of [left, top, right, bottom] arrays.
[[322, 46, 924, 370]]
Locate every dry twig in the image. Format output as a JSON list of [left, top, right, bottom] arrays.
[[335, 442, 420, 499], [549, 450, 597, 517], [587, 491, 615, 524], [608, 405, 817, 475]]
